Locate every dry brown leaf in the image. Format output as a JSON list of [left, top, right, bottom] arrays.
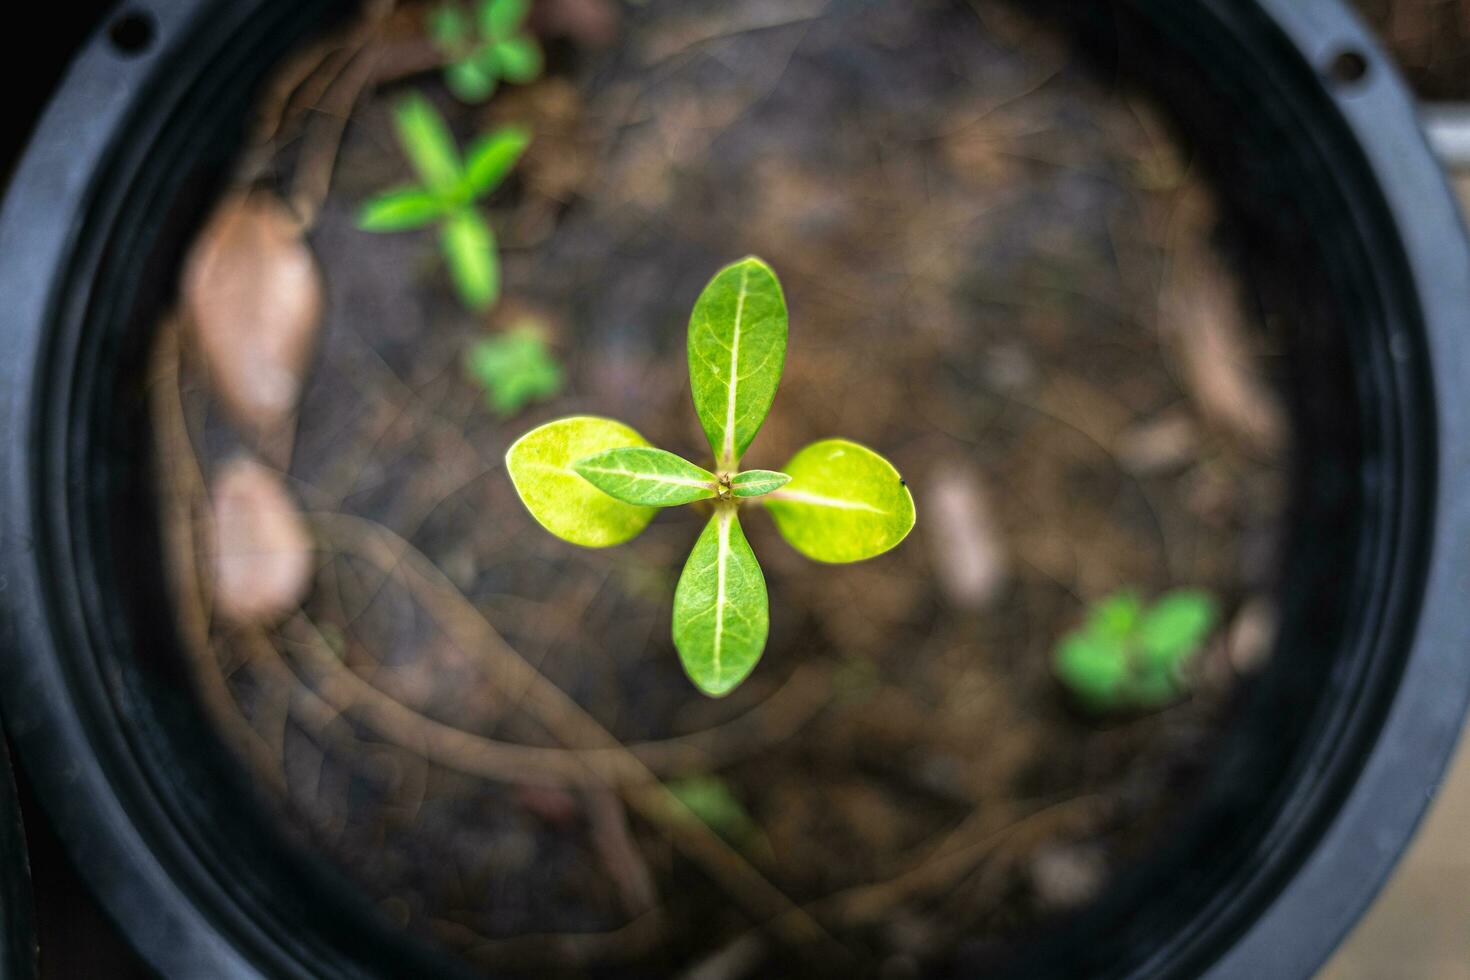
[[1227, 597, 1277, 675], [211, 456, 314, 626], [1161, 245, 1285, 455], [1115, 410, 1198, 476], [1030, 842, 1106, 911], [925, 463, 1008, 611], [183, 191, 322, 446]]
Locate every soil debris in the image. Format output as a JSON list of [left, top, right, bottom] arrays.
[[183, 191, 322, 451], [209, 456, 314, 626], [925, 463, 1009, 610]]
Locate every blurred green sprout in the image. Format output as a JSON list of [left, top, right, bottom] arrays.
[[428, 0, 543, 103], [666, 775, 761, 848], [1053, 589, 1217, 712], [466, 325, 563, 416], [357, 94, 528, 311]]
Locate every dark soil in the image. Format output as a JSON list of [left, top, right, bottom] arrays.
[[164, 0, 1288, 976]]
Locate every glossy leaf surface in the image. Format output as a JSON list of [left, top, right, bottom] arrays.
[[574, 447, 717, 507], [765, 439, 915, 563], [506, 417, 656, 547], [687, 257, 787, 468], [672, 509, 769, 697], [729, 470, 790, 498]]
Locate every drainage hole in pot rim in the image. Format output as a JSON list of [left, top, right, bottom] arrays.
[[108, 10, 156, 57], [1326, 49, 1369, 86]]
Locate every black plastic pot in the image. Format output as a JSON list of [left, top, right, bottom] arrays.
[[1, 0, 1468, 977], [0, 740, 35, 980]]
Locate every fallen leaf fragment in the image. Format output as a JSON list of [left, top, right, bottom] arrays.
[[926, 462, 1008, 610], [1115, 410, 1198, 476], [1227, 597, 1277, 675], [1158, 193, 1285, 456], [210, 456, 314, 626], [183, 191, 322, 444]]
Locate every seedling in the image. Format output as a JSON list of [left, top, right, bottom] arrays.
[[1053, 589, 1217, 712], [466, 325, 564, 416], [666, 775, 762, 848], [357, 94, 529, 311], [507, 257, 916, 697], [428, 0, 543, 103]]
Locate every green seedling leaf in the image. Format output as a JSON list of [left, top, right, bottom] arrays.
[[574, 447, 717, 507], [506, 416, 656, 547], [1055, 633, 1128, 711], [672, 508, 769, 697], [466, 328, 563, 416], [462, 126, 530, 197], [393, 94, 462, 193], [357, 187, 444, 231], [1128, 669, 1182, 709], [483, 0, 529, 38], [493, 36, 543, 83], [764, 439, 916, 563], [438, 0, 542, 105], [687, 257, 788, 469], [1137, 589, 1216, 670], [1087, 591, 1142, 640], [1053, 587, 1218, 713], [729, 470, 790, 498], [666, 775, 760, 846], [504, 255, 920, 698], [442, 209, 498, 309], [446, 57, 496, 102], [428, 4, 471, 47]]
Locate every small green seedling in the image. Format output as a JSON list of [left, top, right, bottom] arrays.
[[666, 775, 762, 848], [357, 93, 529, 311], [507, 257, 917, 697], [1053, 589, 1217, 712], [466, 325, 564, 416], [428, 0, 543, 103]]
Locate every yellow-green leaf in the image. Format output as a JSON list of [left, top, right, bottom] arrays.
[[428, 4, 471, 48], [730, 470, 790, 498], [673, 508, 769, 697], [1137, 590, 1216, 669], [687, 257, 787, 469], [764, 439, 916, 563], [462, 125, 530, 197], [665, 775, 761, 845], [506, 417, 656, 547], [441, 209, 498, 310], [482, 0, 529, 38], [357, 186, 443, 231], [573, 447, 717, 507], [392, 93, 462, 193], [445, 57, 496, 103], [493, 36, 543, 83], [465, 328, 563, 416]]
